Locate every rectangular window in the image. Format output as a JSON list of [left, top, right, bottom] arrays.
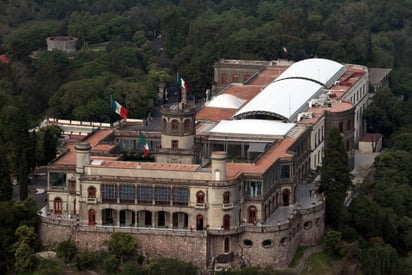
[[138, 186, 153, 204], [244, 181, 262, 196], [155, 187, 170, 205], [119, 185, 135, 203], [172, 140, 178, 149], [280, 165, 290, 179], [173, 188, 189, 206], [339, 122, 344, 133], [49, 172, 66, 187], [102, 184, 117, 203]]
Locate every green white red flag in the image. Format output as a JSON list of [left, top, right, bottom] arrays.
[[111, 95, 128, 119], [177, 73, 189, 92], [139, 131, 150, 157]]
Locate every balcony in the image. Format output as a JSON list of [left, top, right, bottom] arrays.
[[222, 203, 233, 210], [87, 197, 97, 204], [195, 203, 207, 209]]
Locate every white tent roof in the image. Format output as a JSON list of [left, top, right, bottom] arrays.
[[275, 58, 345, 87], [233, 79, 323, 122], [206, 94, 246, 109], [209, 119, 295, 136]]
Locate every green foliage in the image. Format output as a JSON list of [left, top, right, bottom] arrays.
[[364, 88, 405, 141], [56, 239, 77, 264], [103, 252, 120, 274], [143, 257, 198, 275], [105, 232, 136, 262], [74, 251, 96, 271], [320, 127, 352, 228], [0, 147, 12, 201], [13, 225, 37, 272], [361, 238, 401, 275], [323, 230, 342, 255], [36, 259, 63, 275], [14, 241, 37, 272]]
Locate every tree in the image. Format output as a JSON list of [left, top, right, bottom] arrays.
[[323, 230, 343, 255], [105, 232, 136, 264], [319, 127, 352, 228], [0, 147, 12, 201], [361, 238, 401, 275], [56, 239, 77, 264], [12, 225, 37, 272]]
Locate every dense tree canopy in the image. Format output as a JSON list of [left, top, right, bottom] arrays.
[[1, 0, 412, 273]]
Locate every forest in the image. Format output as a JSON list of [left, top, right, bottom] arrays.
[[1, 0, 412, 274]]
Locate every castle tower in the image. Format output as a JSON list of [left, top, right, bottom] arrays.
[[155, 102, 197, 164], [75, 142, 91, 174]]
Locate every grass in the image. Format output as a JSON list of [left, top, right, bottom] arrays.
[[301, 252, 343, 275], [288, 246, 307, 268]]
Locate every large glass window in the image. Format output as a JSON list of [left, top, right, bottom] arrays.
[[155, 187, 170, 205], [138, 186, 153, 204], [102, 184, 117, 203], [280, 165, 290, 179], [244, 181, 262, 196], [173, 188, 189, 206], [50, 172, 66, 187], [120, 185, 135, 203]]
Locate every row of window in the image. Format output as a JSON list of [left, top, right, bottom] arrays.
[[162, 118, 192, 134], [220, 73, 250, 84], [241, 218, 322, 249], [99, 185, 189, 205]]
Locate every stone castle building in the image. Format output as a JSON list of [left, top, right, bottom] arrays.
[[39, 58, 371, 271]]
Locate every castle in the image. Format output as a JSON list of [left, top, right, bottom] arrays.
[[39, 58, 373, 271]]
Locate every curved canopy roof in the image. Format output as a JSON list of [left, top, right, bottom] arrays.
[[206, 94, 246, 109], [275, 58, 345, 87], [233, 78, 323, 122], [210, 119, 295, 137]]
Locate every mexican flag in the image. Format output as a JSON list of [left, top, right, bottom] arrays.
[[111, 95, 128, 119], [177, 73, 189, 92], [139, 131, 150, 157]]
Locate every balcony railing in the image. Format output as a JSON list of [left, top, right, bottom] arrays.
[[87, 197, 97, 204], [195, 203, 207, 209], [222, 203, 233, 210]]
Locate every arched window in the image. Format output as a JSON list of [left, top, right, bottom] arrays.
[[282, 189, 290, 206], [162, 118, 167, 132], [171, 120, 179, 134], [223, 191, 231, 204], [54, 197, 62, 215], [248, 206, 257, 224], [196, 214, 204, 231], [221, 74, 227, 84], [223, 215, 231, 231], [88, 209, 96, 226], [87, 186, 96, 198], [224, 237, 230, 253], [184, 119, 191, 133], [196, 191, 205, 204], [244, 74, 250, 81]]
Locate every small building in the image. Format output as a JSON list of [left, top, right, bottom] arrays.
[[46, 36, 78, 54]]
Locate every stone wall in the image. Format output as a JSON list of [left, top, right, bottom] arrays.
[[39, 219, 207, 268]]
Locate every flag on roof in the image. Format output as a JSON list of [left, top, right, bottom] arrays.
[[177, 73, 189, 92], [282, 46, 288, 54], [139, 131, 150, 157], [110, 95, 128, 120]]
